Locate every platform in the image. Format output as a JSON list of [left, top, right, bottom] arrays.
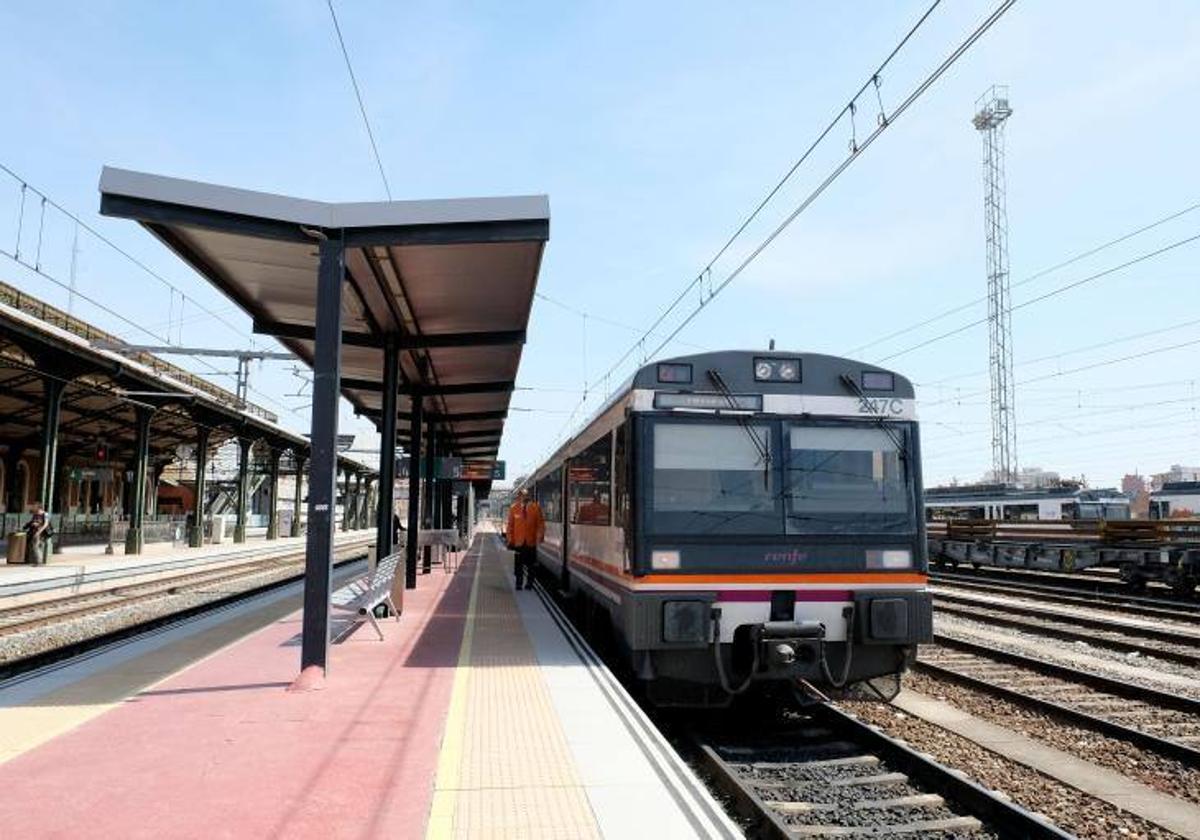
[[0, 528, 740, 839]]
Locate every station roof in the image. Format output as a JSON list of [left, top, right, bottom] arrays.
[[98, 167, 550, 468], [0, 282, 374, 475]]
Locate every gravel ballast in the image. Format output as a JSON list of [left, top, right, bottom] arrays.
[[905, 668, 1200, 804], [842, 698, 1181, 840], [936, 613, 1200, 697]]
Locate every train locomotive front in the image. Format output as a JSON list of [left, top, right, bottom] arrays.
[[529, 351, 932, 707]]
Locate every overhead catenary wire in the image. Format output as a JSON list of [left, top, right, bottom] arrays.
[[524, 0, 1018, 471], [0, 162, 316, 421], [326, 0, 393, 200], [921, 333, 1200, 409], [919, 313, 1200, 388], [845, 199, 1200, 357], [622, 0, 947, 363], [0, 161, 256, 344], [534, 291, 708, 352], [592, 0, 1019, 391], [875, 230, 1200, 363]]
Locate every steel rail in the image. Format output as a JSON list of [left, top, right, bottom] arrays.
[[934, 590, 1200, 645], [690, 705, 1070, 839], [0, 548, 369, 683], [931, 570, 1200, 620], [933, 633, 1200, 715], [916, 658, 1200, 769], [933, 597, 1200, 667]]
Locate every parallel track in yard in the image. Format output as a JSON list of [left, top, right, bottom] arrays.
[[0, 536, 374, 636], [932, 592, 1200, 667], [691, 703, 1068, 838], [0, 548, 370, 683], [930, 570, 1200, 621], [920, 637, 1200, 768], [0, 556, 311, 636]]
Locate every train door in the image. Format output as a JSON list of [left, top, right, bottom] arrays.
[[560, 465, 571, 590]]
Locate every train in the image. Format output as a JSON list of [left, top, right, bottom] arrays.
[[923, 484, 1200, 594], [520, 350, 932, 707], [924, 484, 1131, 522]]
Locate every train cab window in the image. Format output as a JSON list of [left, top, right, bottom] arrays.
[[537, 468, 563, 522], [569, 434, 612, 526], [650, 421, 778, 534], [785, 425, 911, 534]]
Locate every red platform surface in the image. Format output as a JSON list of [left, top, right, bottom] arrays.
[[0, 557, 474, 839]]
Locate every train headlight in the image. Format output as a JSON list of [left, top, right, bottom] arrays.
[[663, 601, 708, 643], [754, 357, 802, 382], [651, 549, 681, 570], [866, 549, 912, 569]]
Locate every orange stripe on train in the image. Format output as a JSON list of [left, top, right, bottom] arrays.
[[566, 552, 926, 586]]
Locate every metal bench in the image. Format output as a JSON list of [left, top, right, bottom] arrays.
[[331, 550, 401, 640]]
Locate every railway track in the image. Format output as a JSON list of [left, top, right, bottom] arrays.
[[692, 703, 1067, 838], [932, 590, 1200, 667], [930, 569, 1200, 622], [0, 543, 371, 682], [0, 555, 313, 637], [920, 636, 1200, 769]]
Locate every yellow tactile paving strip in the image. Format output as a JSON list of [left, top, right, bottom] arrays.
[[426, 538, 601, 840]]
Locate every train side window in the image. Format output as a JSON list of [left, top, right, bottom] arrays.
[[614, 422, 628, 530], [537, 468, 563, 522], [569, 433, 612, 526]]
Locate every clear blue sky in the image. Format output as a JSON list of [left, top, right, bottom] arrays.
[[2, 1, 1198, 488]]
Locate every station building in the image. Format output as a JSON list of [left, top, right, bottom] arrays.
[[0, 280, 377, 558]]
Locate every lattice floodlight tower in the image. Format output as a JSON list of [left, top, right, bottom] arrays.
[[973, 85, 1017, 486]]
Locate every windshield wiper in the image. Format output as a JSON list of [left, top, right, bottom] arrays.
[[838, 373, 908, 466], [707, 368, 771, 487]]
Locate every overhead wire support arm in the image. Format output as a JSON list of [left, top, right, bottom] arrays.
[[584, 0, 1020, 397]]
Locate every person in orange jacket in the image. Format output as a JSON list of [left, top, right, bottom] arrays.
[[505, 488, 545, 590]]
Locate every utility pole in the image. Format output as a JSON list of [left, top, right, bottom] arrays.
[[92, 341, 293, 409], [973, 85, 1017, 485]]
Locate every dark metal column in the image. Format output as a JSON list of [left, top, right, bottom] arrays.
[[234, 438, 251, 543], [37, 378, 65, 559], [189, 427, 210, 547], [300, 234, 344, 675], [340, 466, 351, 532], [404, 399, 423, 588], [3, 447, 23, 517], [350, 475, 360, 528], [266, 449, 281, 539], [422, 425, 436, 574], [291, 454, 306, 538], [124, 407, 152, 555], [362, 478, 374, 532]]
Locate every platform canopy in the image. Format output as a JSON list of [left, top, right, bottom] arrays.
[[98, 166, 549, 466], [100, 166, 549, 675]]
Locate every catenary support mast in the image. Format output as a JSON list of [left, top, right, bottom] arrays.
[[973, 85, 1017, 484]]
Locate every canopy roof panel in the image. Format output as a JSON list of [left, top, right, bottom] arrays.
[[99, 167, 550, 464]]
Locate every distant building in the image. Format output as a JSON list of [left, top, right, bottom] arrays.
[[1122, 474, 1150, 518], [1151, 465, 1200, 491], [980, 466, 1061, 488], [1149, 482, 1200, 519]]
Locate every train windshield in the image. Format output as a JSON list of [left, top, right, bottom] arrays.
[[650, 421, 780, 534], [647, 418, 915, 536], [785, 425, 912, 534]]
